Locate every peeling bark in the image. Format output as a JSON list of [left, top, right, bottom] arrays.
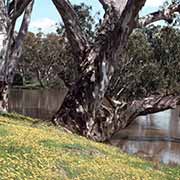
[[54, 95, 180, 141], [52, 0, 180, 141], [53, 0, 146, 141], [52, 0, 89, 64], [0, 81, 8, 112]]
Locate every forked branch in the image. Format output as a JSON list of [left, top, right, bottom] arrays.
[[8, 0, 33, 21], [52, 0, 89, 62], [138, 2, 180, 27]]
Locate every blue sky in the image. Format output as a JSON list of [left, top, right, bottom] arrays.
[[17, 0, 166, 33]]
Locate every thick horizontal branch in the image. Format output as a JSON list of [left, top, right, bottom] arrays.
[[138, 3, 180, 27], [136, 95, 180, 116], [123, 95, 180, 128], [99, 95, 180, 140]]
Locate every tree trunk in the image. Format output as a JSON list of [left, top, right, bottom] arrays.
[[0, 0, 34, 112], [0, 1, 10, 112], [52, 0, 180, 142], [52, 0, 147, 141], [53, 93, 180, 142], [0, 81, 8, 112]]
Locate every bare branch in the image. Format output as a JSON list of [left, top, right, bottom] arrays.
[[8, 0, 33, 21], [138, 3, 180, 27], [52, 0, 89, 62], [6, 0, 34, 82]]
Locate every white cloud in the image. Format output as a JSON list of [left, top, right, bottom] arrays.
[[145, 0, 165, 8], [30, 18, 56, 32]]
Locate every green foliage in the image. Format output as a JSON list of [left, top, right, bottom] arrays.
[[18, 31, 75, 88], [18, 2, 180, 98], [109, 26, 180, 101], [18, 2, 101, 88]]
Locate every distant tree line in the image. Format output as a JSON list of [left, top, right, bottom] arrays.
[[16, 22, 180, 101], [108, 25, 180, 102]]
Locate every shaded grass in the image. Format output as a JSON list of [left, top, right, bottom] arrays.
[[0, 113, 179, 180]]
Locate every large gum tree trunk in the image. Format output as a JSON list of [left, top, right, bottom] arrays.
[[0, 0, 34, 112], [52, 0, 180, 141], [52, 0, 146, 141]]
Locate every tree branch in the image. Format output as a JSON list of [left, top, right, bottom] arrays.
[[123, 95, 180, 128], [138, 3, 180, 27], [136, 95, 180, 116], [8, 0, 33, 21], [98, 0, 112, 11], [96, 95, 180, 140], [52, 0, 89, 62], [89, 0, 146, 110], [6, 0, 34, 82]]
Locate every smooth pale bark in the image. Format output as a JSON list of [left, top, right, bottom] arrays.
[[6, 0, 34, 83], [0, 0, 34, 112], [0, 0, 10, 111], [0, 0, 8, 78]]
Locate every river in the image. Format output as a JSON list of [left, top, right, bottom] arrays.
[[8, 89, 180, 166], [8, 88, 67, 120], [110, 107, 180, 166]]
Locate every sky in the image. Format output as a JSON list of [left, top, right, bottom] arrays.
[[17, 0, 167, 34]]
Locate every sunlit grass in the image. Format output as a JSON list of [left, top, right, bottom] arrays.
[[0, 113, 179, 179]]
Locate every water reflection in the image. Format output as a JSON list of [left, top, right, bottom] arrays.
[[110, 107, 180, 165], [8, 88, 67, 120]]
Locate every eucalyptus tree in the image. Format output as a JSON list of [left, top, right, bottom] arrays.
[[52, 0, 180, 141], [0, 0, 34, 111]]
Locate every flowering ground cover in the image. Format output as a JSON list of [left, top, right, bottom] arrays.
[[0, 113, 179, 180]]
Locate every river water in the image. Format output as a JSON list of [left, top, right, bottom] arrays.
[[110, 107, 180, 166], [8, 89, 67, 120], [8, 89, 180, 166]]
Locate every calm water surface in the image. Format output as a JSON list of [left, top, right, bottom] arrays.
[[8, 89, 67, 120], [8, 89, 180, 166], [110, 107, 180, 166]]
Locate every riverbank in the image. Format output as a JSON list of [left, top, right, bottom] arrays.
[[0, 113, 179, 179], [11, 81, 67, 90]]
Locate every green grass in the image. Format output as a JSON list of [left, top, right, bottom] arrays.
[[0, 113, 179, 180]]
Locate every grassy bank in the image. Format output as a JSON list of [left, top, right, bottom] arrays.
[[0, 113, 179, 180]]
